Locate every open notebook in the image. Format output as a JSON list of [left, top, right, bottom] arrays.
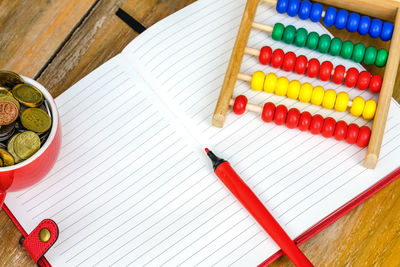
[[5, 0, 400, 265]]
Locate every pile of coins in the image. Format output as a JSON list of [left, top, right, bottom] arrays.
[[0, 71, 52, 167]]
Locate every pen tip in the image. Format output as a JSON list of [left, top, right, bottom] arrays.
[[205, 148, 210, 153]]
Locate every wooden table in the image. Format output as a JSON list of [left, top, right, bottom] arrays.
[[1, 0, 400, 266]]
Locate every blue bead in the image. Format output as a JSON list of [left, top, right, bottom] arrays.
[[346, 13, 360, 32], [358, 16, 371, 35], [298, 0, 312, 20], [369, 18, 383, 38], [380, 21, 394, 41], [287, 0, 300, 17], [276, 0, 289, 14], [310, 3, 323, 22], [323, 7, 336, 27], [335, 9, 348, 30]]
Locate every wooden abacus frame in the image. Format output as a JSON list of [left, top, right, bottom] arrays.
[[212, 0, 400, 169]]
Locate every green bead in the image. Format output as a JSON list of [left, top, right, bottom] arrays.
[[272, 23, 285, 41], [352, 43, 366, 63], [317, 34, 331, 54], [306, 32, 319, 50], [329, 38, 342, 56], [364, 46, 377, 65], [283, 25, 296, 44], [340, 40, 354, 59], [295, 28, 308, 47], [375, 48, 388, 67]]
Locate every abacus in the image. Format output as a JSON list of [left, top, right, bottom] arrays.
[[212, 0, 400, 169]]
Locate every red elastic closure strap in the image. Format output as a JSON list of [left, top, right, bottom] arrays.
[[23, 219, 58, 264]]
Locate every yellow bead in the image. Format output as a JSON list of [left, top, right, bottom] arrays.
[[298, 83, 313, 103], [310, 86, 325, 106], [275, 77, 289, 96], [322, 89, 336, 109], [350, 96, 365, 117], [264, 73, 278, 93], [334, 92, 350, 112], [363, 99, 377, 120], [287, 80, 301, 99], [251, 71, 265, 91]]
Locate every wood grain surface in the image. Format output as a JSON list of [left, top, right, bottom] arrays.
[[0, 0, 399, 266]]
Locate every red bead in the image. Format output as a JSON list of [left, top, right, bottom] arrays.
[[309, 114, 324, 135], [334, 121, 348, 141], [271, 48, 285, 68], [356, 126, 371, 148], [262, 102, 276, 122], [369, 74, 383, 93], [345, 123, 360, 144], [274, 105, 288, 125], [319, 61, 333, 81], [298, 111, 312, 131], [344, 67, 359, 88], [295, 55, 308, 74], [321, 117, 336, 138], [332, 65, 346, 84], [286, 108, 300, 129], [282, 51, 296, 72], [259, 46, 273, 65], [307, 58, 320, 78], [356, 71, 371, 90], [233, 95, 248, 115]]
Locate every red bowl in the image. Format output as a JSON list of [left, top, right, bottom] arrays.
[[0, 77, 61, 207]]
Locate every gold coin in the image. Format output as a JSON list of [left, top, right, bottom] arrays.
[[0, 158, 3, 167], [0, 71, 24, 88], [0, 95, 20, 110], [39, 228, 51, 243], [7, 133, 22, 164], [21, 108, 51, 133], [0, 148, 15, 166], [12, 84, 44, 107], [0, 86, 12, 96], [14, 131, 40, 160]]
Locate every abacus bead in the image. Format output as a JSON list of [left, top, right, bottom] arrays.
[[274, 105, 288, 125], [364, 46, 377, 65], [233, 95, 248, 115], [311, 86, 325, 106], [319, 61, 333, 81], [323, 7, 336, 27], [369, 18, 383, 38], [350, 96, 365, 117], [329, 37, 342, 56], [358, 16, 371, 35], [356, 71, 371, 90], [322, 89, 336, 109], [346, 13, 360, 33], [264, 73, 279, 93], [283, 25, 296, 44], [363, 99, 377, 120], [262, 102, 276, 122], [306, 32, 320, 50], [375, 49, 388, 67], [287, 80, 301, 99], [317, 34, 331, 53], [307, 58, 320, 78], [310, 3, 323, 22], [286, 108, 301, 129], [340, 40, 354, 59], [321, 117, 336, 138], [276, 0, 289, 13], [344, 67, 359, 88], [295, 28, 308, 47], [272, 23, 285, 41], [251, 71, 265, 91], [259, 46, 273, 65], [352, 43, 365, 63], [271, 48, 285, 68], [335, 9, 348, 30], [298, 111, 312, 131], [369, 74, 382, 93], [334, 92, 349, 112], [310, 114, 324, 135], [298, 0, 312, 20], [356, 126, 371, 148], [287, 0, 300, 17], [295, 55, 308, 74], [282, 51, 296, 72], [299, 82, 313, 103], [381, 21, 394, 41], [332, 65, 346, 84], [346, 124, 359, 145], [275, 77, 290, 96], [334, 120, 348, 141]]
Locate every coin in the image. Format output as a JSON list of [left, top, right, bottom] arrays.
[[7, 133, 22, 164], [0, 121, 15, 141], [14, 131, 40, 160], [0, 143, 6, 150], [0, 101, 19, 125], [0, 148, 15, 166], [0, 158, 3, 167], [0, 95, 20, 110], [0, 71, 24, 88], [0, 87, 12, 96], [12, 84, 44, 107], [20, 108, 51, 133]]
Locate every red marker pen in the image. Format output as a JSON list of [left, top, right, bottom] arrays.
[[205, 148, 313, 267]]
